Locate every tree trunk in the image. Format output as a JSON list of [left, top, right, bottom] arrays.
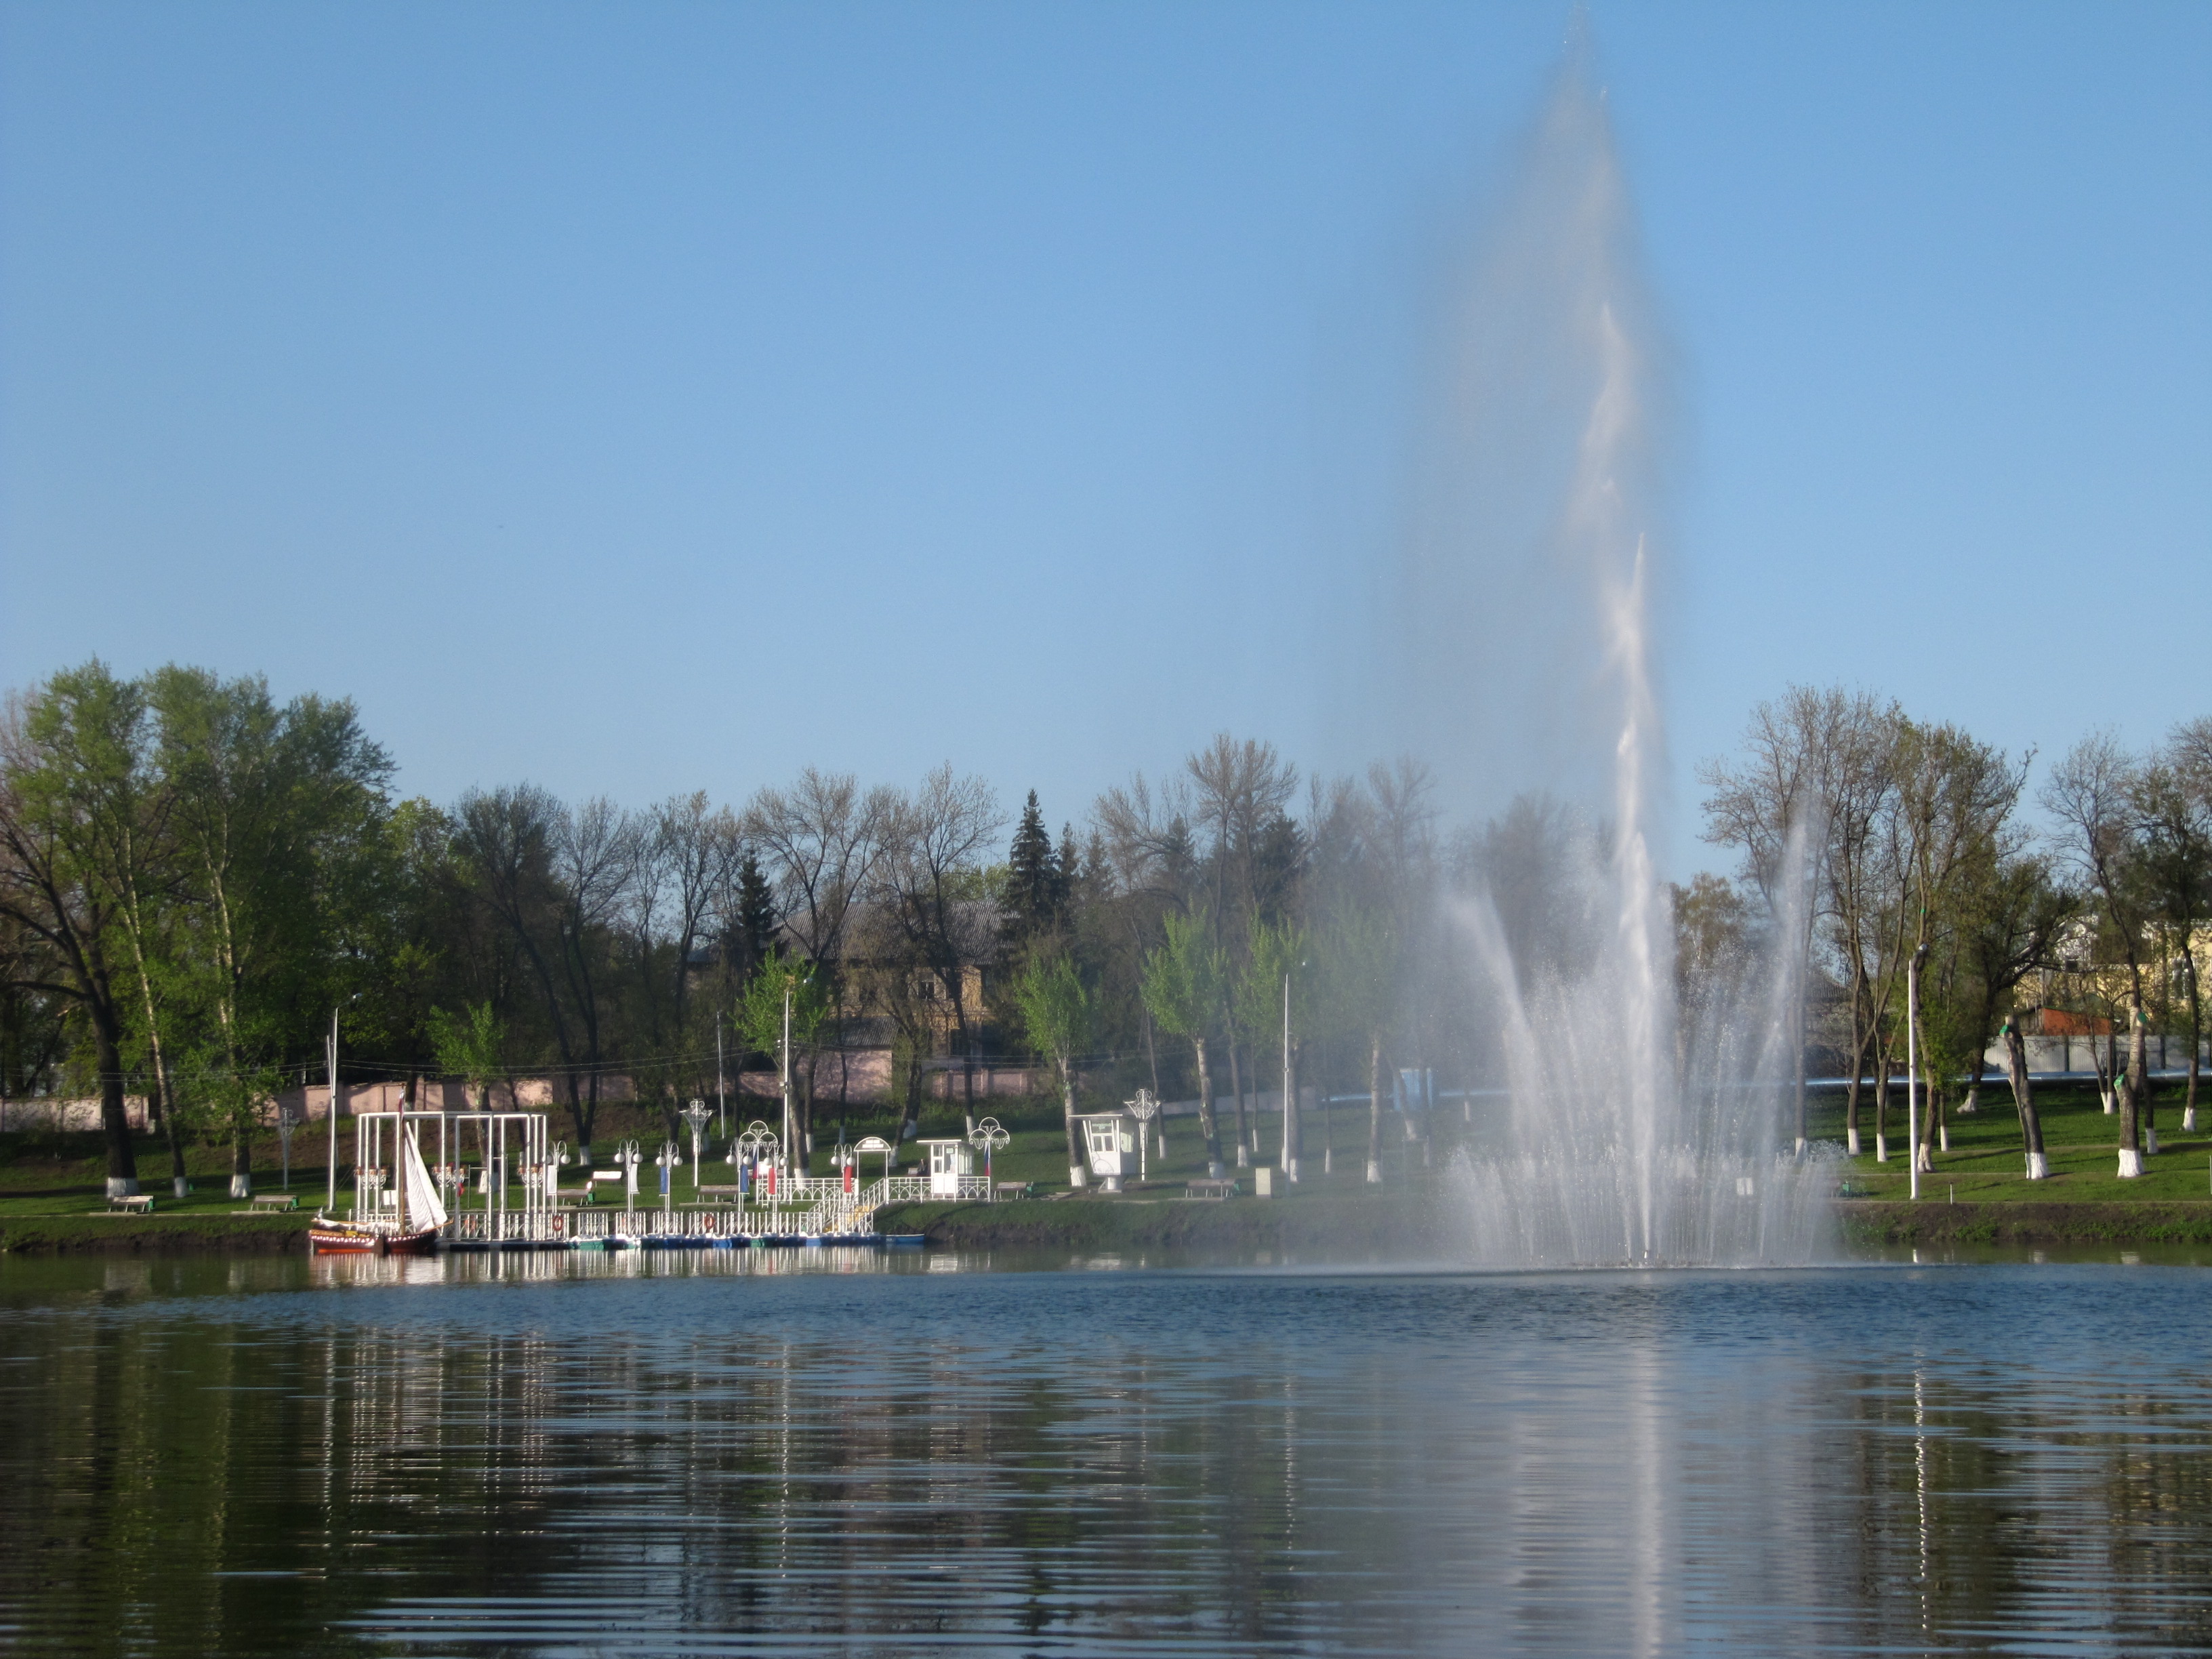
[[1061, 1057, 1084, 1189], [89, 998, 139, 1197], [1279, 1044, 1300, 1183], [1193, 1037, 1222, 1178], [1227, 1040, 1250, 1169], [2186, 953, 2201, 1132], [230, 1128, 252, 1199], [1365, 1034, 1385, 1185], [2004, 1024, 2046, 1178], [1872, 1048, 1890, 1163], [2116, 987, 2145, 1176]]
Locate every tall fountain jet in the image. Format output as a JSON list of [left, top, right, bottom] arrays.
[[1419, 45, 1835, 1266]]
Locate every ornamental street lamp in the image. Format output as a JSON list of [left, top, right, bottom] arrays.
[[682, 1100, 712, 1194], [276, 1103, 298, 1191], [968, 1115, 1010, 1187], [1124, 1090, 1161, 1184]]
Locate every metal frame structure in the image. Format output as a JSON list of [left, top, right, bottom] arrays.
[[348, 1109, 554, 1237]]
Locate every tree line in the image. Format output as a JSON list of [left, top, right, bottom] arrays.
[[1698, 687, 2211, 1181], [5, 659, 2207, 1196]]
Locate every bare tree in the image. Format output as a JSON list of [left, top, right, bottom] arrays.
[[745, 769, 893, 1134], [872, 766, 1003, 1130], [2043, 734, 2155, 1176], [2137, 720, 2212, 1129]]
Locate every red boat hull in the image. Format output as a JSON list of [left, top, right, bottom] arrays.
[[310, 1219, 441, 1255]]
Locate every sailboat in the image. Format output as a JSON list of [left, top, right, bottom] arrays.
[[310, 1123, 448, 1254]]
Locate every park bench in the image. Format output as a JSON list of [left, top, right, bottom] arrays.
[[107, 1193, 155, 1214], [695, 1185, 744, 1200], [994, 1181, 1033, 1200], [249, 1193, 297, 1212], [1184, 1178, 1237, 1201]]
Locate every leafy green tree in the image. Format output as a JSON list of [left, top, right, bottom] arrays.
[[735, 949, 830, 1153], [1319, 908, 1397, 1184], [149, 666, 392, 1195], [426, 1002, 506, 1110], [1237, 918, 1311, 1179], [1011, 947, 1091, 1188], [0, 662, 154, 1193], [1141, 908, 1226, 1176]]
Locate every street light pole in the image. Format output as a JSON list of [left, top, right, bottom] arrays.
[[780, 984, 794, 1189], [325, 1004, 342, 1214], [1907, 943, 1927, 1202], [1280, 970, 1298, 1184]]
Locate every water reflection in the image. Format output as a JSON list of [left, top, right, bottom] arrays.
[[1, 1261, 2208, 1655]]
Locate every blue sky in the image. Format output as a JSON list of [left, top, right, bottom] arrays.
[[3, 2, 2205, 873]]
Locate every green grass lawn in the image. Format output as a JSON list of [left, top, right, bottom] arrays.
[[1811, 1080, 2212, 1204]]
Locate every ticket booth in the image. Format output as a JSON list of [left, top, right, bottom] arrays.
[[1076, 1114, 1136, 1192], [920, 1138, 975, 1197]]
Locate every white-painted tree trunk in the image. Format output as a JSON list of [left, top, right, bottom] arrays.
[[1068, 1164, 1086, 1189], [2185, 1106, 2199, 1131], [2117, 1148, 2144, 1178], [2101, 1090, 2115, 1115], [1366, 1159, 1381, 1185], [1914, 1142, 1933, 1173], [2145, 1128, 2158, 1155], [230, 1172, 251, 1198], [1235, 1143, 1249, 1168], [1959, 1087, 1978, 1115], [1874, 1134, 1887, 1162], [2025, 1151, 2048, 1180], [1938, 1126, 1950, 1152], [1846, 1127, 1861, 1155]]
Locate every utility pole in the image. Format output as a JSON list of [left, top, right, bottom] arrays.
[[1280, 970, 1298, 1183], [780, 983, 794, 1190], [1907, 949, 1919, 1201], [325, 1005, 342, 1214]]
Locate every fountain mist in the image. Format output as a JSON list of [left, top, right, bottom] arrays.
[[1418, 49, 1835, 1265]]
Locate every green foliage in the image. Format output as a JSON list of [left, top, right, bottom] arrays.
[[426, 1002, 506, 1109], [1010, 949, 1089, 1067], [733, 949, 830, 1061], [1141, 909, 1224, 1043]]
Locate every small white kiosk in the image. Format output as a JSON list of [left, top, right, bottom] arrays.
[[1074, 1113, 1137, 1192], [920, 1138, 975, 1197]]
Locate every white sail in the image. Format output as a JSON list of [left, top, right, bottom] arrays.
[[399, 1130, 449, 1232]]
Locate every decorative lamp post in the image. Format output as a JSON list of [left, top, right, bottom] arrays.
[[1124, 1090, 1161, 1184], [620, 1139, 642, 1216], [276, 1103, 298, 1192], [682, 1100, 712, 1194], [968, 1115, 1010, 1189]]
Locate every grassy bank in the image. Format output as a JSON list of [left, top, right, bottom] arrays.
[[1838, 1200, 2212, 1248], [10, 1076, 2211, 1254], [1815, 1080, 2212, 1204], [0, 1210, 312, 1254]]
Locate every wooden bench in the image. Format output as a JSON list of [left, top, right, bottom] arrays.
[[1184, 1178, 1237, 1201], [695, 1185, 745, 1200], [243, 1193, 297, 1212], [107, 1193, 155, 1214], [994, 1181, 1034, 1200]]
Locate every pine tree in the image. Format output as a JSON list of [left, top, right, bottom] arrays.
[[731, 851, 779, 981], [1005, 791, 1060, 937]]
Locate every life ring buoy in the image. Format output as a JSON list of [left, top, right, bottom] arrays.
[[550, 1212, 566, 1237]]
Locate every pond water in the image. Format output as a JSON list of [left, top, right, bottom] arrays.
[[3, 1248, 2209, 1656]]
